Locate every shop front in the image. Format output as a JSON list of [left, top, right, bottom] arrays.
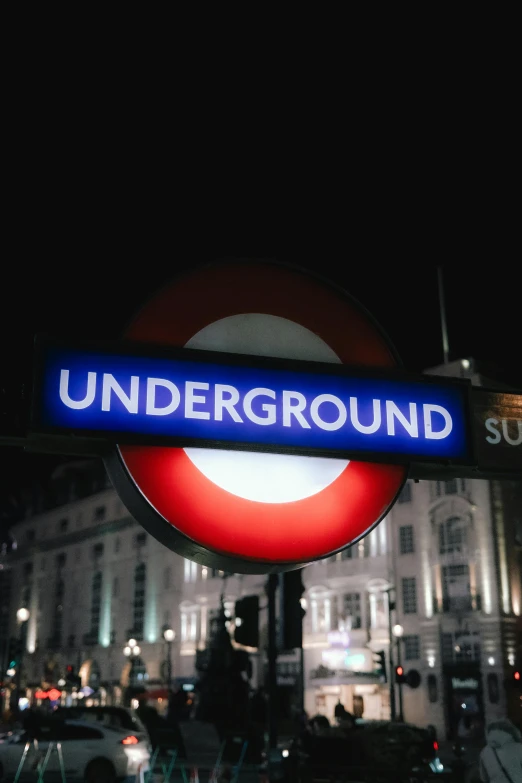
[[305, 643, 387, 723]]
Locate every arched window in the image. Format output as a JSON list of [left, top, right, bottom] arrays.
[[133, 563, 146, 640], [439, 516, 468, 555]]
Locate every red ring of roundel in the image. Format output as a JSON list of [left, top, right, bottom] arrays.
[[119, 261, 407, 564]]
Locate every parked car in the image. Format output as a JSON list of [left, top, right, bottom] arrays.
[[0, 717, 150, 782], [279, 717, 446, 782], [52, 704, 149, 737]]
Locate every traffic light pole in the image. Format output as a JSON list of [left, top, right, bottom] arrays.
[[13, 622, 27, 715], [396, 637, 404, 722], [386, 589, 397, 721], [267, 573, 278, 752]]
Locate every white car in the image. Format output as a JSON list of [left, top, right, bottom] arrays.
[[0, 718, 151, 782]]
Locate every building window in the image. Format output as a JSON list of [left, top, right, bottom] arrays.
[[310, 596, 337, 633], [441, 564, 474, 612], [52, 578, 65, 644], [442, 631, 481, 663], [432, 478, 468, 500], [134, 532, 147, 548], [181, 608, 199, 642], [58, 518, 68, 534], [114, 538, 121, 554], [397, 483, 412, 503], [113, 576, 119, 598], [92, 543, 104, 560], [427, 674, 438, 703], [402, 577, 417, 614], [439, 516, 468, 555], [399, 525, 414, 555], [487, 673, 500, 704], [94, 506, 106, 521], [340, 548, 354, 560], [358, 537, 370, 558], [403, 635, 421, 660], [75, 549, 81, 563], [184, 559, 198, 583], [56, 553, 66, 570], [90, 572, 102, 640], [444, 479, 458, 495], [164, 567, 171, 590], [133, 563, 146, 639], [342, 593, 361, 629], [40, 558, 46, 572]]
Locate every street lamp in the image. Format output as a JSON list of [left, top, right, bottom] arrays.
[[123, 638, 141, 658], [393, 623, 404, 722], [162, 625, 175, 689], [14, 607, 30, 714], [17, 607, 30, 624], [123, 638, 141, 705]]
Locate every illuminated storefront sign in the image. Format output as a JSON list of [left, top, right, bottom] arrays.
[[322, 648, 370, 671], [472, 389, 522, 474]]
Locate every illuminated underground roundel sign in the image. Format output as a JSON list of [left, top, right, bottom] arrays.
[[102, 260, 409, 573]]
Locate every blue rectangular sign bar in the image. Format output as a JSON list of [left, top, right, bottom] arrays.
[[31, 340, 474, 465]]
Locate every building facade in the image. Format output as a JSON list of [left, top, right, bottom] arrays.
[[1, 362, 521, 739]]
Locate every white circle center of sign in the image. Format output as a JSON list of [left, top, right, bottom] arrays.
[[183, 314, 349, 503]]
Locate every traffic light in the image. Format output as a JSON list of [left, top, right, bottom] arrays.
[[280, 569, 306, 650], [6, 637, 21, 674], [234, 595, 259, 647], [373, 650, 387, 682], [395, 665, 406, 684]]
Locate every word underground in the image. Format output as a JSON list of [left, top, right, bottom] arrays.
[[59, 370, 453, 439]]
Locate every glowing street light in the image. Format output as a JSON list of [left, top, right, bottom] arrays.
[[16, 607, 30, 624], [163, 627, 176, 643]]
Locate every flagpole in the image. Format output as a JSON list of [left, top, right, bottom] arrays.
[[437, 266, 450, 365]]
